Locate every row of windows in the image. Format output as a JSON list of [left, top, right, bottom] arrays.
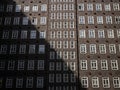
[[79, 16, 120, 24], [49, 62, 76, 71], [50, 4, 74, 11], [1, 30, 46, 39], [81, 77, 120, 88], [78, 3, 120, 11], [48, 86, 76, 90], [0, 60, 44, 70], [0, 77, 44, 88], [50, 22, 75, 29], [79, 29, 120, 38], [50, 0, 74, 2], [49, 41, 75, 49], [0, 4, 47, 12], [0, 44, 45, 54], [50, 12, 74, 20], [80, 44, 120, 54], [0, 17, 47, 25], [49, 31, 75, 38], [49, 73, 76, 83], [80, 60, 119, 70], [49, 51, 76, 60]]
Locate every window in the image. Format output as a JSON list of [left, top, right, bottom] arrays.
[[32, 5, 38, 12], [81, 77, 88, 88], [24, 5, 30, 12], [27, 60, 34, 70], [106, 16, 112, 24], [56, 51, 62, 59], [39, 45, 45, 54], [101, 60, 108, 70], [49, 62, 55, 71], [63, 51, 68, 59], [89, 44, 96, 54], [30, 30, 36, 39], [63, 74, 69, 82], [0, 45, 7, 54], [69, 13, 74, 19], [11, 30, 18, 39], [49, 74, 54, 83], [37, 77, 44, 88], [26, 77, 33, 88], [70, 41, 75, 49], [16, 78, 23, 88], [8, 60, 15, 70], [0, 61, 5, 70], [97, 16, 103, 24], [6, 5, 13, 12], [79, 16, 85, 24], [56, 62, 61, 71], [104, 4, 111, 11], [4, 17, 11, 25], [40, 17, 47, 25], [2, 30, 9, 39], [56, 74, 61, 83], [0, 4, 4, 12], [80, 44, 87, 54], [78, 3, 84, 11], [111, 60, 118, 70], [117, 29, 120, 38], [107, 29, 114, 38], [109, 44, 116, 54], [21, 30, 27, 39], [91, 60, 98, 70], [13, 17, 20, 25], [96, 3, 102, 11], [63, 13, 68, 19], [69, 4, 74, 10], [80, 60, 87, 70], [102, 77, 110, 88], [87, 3, 93, 11], [70, 62, 76, 71], [88, 16, 94, 24], [79, 30, 86, 38], [17, 60, 24, 70], [92, 77, 99, 88], [29, 45, 35, 54], [70, 31, 75, 38], [113, 77, 120, 88], [0, 17, 2, 25], [6, 78, 13, 88], [50, 51, 55, 59], [22, 17, 29, 25], [88, 29, 95, 38], [99, 44, 106, 54], [31, 17, 37, 25], [63, 4, 68, 11], [0, 78, 3, 88], [41, 4, 47, 11], [38, 60, 44, 70], [63, 62, 69, 71], [10, 44, 17, 54], [63, 31, 68, 38], [63, 41, 68, 49], [19, 45, 26, 54], [70, 74, 76, 83], [98, 29, 105, 38], [39, 31, 46, 38], [113, 3, 120, 11], [56, 41, 62, 49], [115, 16, 120, 24], [15, 5, 21, 12]]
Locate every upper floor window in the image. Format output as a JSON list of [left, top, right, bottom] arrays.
[[6, 5, 13, 12], [16, 78, 23, 88], [109, 44, 116, 54], [39, 45, 45, 54], [32, 5, 38, 12], [2, 30, 9, 39], [102, 77, 110, 88], [41, 4, 47, 11], [22, 17, 29, 25], [113, 3, 120, 11], [96, 3, 102, 11], [107, 29, 114, 38], [78, 3, 84, 11], [88, 29, 95, 38], [106, 16, 112, 24], [24, 5, 30, 12], [111, 60, 118, 70], [0, 45, 7, 54], [80, 44, 87, 54], [101, 60, 108, 70], [81, 77, 88, 88], [117, 29, 120, 38], [0, 4, 4, 12], [38, 60, 44, 70], [89, 44, 96, 54], [30, 30, 36, 39], [39, 31, 46, 39], [40, 17, 47, 25], [10, 44, 17, 54], [80, 60, 87, 70], [6, 78, 13, 88], [27, 60, 34, 70], [0, 61, 5, 70], [37, 77, 44, 88], [115, 16, 120, 24], [26, 77, 33, 88], [91, 60, 98, 70], [92, 77, 99, 88], [15, 5, 21, 12], [11, 30, 18, 39], [99, 44, 106, 54], [79, 16, 85, 24], [29, 45, 35, 54], [13, 17, 20, 25], [113, 77, 120, 88], [97, 16, 103, 24], [104, 4, 111, 11], [21, 30, 27, 39], [4, 17, 11, 25], [98, 29, 105, 38], [88, 16, 94, 24], [87, 3, 93, 11]]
